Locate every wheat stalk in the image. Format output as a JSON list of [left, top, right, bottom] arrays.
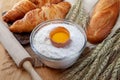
[[65, 4, 76, 19], [92, 30, 120, 80], [92, 41, 120, 80], [98, 58, 116, 80], [75, 6, 89, 29], [82, 33, 120, 80], [69, 0, 82, 21], [92, 37, 120, 80], [91, 49, 112, 80], [110, 38, 120, 80], [110, 56, 120, 80], [117, 68, 120, 80], [98, 34, 120, 80], [72, 65, 90, 80]]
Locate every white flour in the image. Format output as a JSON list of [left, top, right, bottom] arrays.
[[32, 23, 86, 59]]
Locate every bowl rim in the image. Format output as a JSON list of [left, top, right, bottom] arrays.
[[30, 19, 87, 61]]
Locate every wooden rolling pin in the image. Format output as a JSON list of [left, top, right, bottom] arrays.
[[0, 21, 42, 80]]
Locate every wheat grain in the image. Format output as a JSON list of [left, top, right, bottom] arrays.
[[110, 38, 120, 80], [69, 0, 82, 21], [98, 59, 116, 80], [82, 33, 119, 80], [92, 49, 112, 80]]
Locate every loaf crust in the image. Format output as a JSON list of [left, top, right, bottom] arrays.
[[86, 0, 119, 44]]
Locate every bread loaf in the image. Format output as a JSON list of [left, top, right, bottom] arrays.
[[86, 0, 119, 44]]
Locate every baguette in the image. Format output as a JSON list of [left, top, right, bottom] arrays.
[[86, 0, 119, 44]]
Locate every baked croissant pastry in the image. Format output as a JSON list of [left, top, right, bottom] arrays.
[[2, 0, 36, 23], [9, 2, 71, 33], [30, 0, 63, 8]]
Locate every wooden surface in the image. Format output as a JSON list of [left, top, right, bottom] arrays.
[[0, 0, 63, 80]]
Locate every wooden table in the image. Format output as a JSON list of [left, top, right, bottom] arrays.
[[0, 0, 63, 80]]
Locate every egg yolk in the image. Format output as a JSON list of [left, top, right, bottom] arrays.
[[52, 32, 69, 43]]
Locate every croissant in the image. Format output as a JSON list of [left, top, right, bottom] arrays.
[[9, 2, 71, 33], [2, 0, 36, 23], [30, 0, 63, 8]]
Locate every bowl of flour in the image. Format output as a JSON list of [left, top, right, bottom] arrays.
[[30, 19, 87, 69]]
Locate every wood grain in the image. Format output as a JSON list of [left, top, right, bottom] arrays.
[[0, 0, 62, 80]]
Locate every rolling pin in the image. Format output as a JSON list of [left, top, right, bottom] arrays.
[[0, 21, 42, 80]]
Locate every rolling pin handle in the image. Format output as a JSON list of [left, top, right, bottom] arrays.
[[23, 61, 42, 80]]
